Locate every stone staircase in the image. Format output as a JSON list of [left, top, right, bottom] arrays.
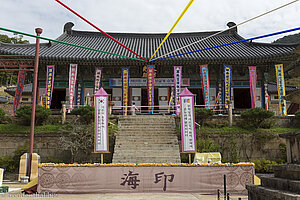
[[112, 115, 181, 164], [247, 164, 300, 200]]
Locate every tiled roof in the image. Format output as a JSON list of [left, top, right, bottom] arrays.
[[268, 83, 298, 93], [5, 83, 32, 95], [0, 22, 299, 65]]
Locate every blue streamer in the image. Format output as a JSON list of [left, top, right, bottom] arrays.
[[151, 26, 300, 62]]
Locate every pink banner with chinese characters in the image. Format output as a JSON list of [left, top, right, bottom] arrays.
[[248, 66, 257, 108], [68, 64, 77, 111], [37, 165, 254, 194]]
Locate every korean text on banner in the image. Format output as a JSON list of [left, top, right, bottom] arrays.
[[200, 65, 210, 109], [180, 88, 196, 152], [45, 65, 55, 109], [94, 67, 102, 94], [68, 64, 77, 111], [275, 64, 287, 116], [224, 65, 232, 109], [147, 65, 155, 114], [174, 66, 182, 115], [249, 66, 257, 108], [94, 88, 109, 152], [122, 68, 129, 116], [12, 68, 26, 116]]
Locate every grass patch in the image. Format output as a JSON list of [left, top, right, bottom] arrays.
[[0, 124, 61, 133]]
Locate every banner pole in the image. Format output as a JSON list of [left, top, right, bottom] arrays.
[[101, 153, 103, 164], [27, 28, 42, 180], [189, 153, 191, 164]]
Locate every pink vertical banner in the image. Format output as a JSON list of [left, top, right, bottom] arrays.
[[12, 67, 26, 115], [200, 64, 210, 109], [45, 65, 55, 109], [174, 66, 182, 115], [248, 66, 257, 108], [94, 67, 102, 94], [180, 88, 196, 153], [68, 64, 77, 111], [94, 88, 109, 152], [147, 65, 155, 114]]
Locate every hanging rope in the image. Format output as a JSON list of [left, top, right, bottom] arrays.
[[151, 26, 300, 62], [0, 26, 146, 62], [55, 0, 148, 62], [153, 0, 299, 61], [149, 0, 194, 61]]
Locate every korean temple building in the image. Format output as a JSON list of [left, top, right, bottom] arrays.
[[0, 22, 299, 113]]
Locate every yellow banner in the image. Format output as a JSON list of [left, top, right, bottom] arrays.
[[275, 64, 287, 116], [122, 68, 129, 115]]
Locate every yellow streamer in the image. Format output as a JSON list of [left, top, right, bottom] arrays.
[[149, 0, 194, 61]]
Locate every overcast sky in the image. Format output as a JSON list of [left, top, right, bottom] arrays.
[[0, 0, 300, 44]]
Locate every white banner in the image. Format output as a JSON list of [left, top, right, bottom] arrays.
[[95, 89, 109, 152], [180, 88, 196, 152]]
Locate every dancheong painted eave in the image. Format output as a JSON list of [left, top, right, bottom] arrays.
[[0, 22, 299, 66]]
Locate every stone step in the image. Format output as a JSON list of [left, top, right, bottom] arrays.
[[114, 144, 179, 148], [115, 139, 178, 146], [115, 135, 177, 139], [116, 130, 177, 134], [261, 176, 300, 194], [112, 160, 181, 164], [247, 184, 300, 200], [114, 149, 179, 154], [268, 164, 300, 181], [113, 156, 181, 161]]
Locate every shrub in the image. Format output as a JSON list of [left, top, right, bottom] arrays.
[[0, 143, 29, 173], [241, 108, 274, 129], [197, 138, 220, 153], [0, 108, 8, 124], [15, 105, 52, 126], [70, 106, 94, 124], [195, 108, 214, 126], [250, 159, 285, 173], [295, 110, 300, 119]]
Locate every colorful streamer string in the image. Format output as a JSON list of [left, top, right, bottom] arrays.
[[55, 0, 148, 62], [0, 26, 146, 62], [153, 0, 299, 61], [149, 0, 194, 61], [151, 26, 300, 62]]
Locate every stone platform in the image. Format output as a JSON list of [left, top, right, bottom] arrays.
[[37, 164, 254, 194], [247, 164, 300, 200]]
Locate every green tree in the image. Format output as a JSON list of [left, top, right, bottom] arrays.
[[15, 105, 52, 126], [0, 33, 30, 86]]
